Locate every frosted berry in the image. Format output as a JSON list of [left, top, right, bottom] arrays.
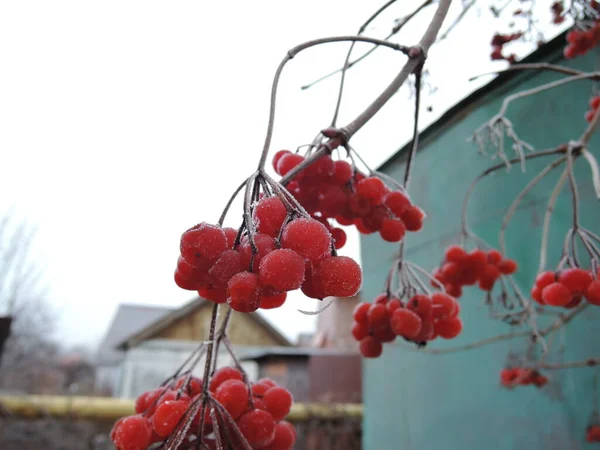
[[431, 292, 458, 319], [215, 379, 249, 420], [260, 292, 287, 309], [210, 367, 244, 392], [379, 218, 406, 242], [331, 227, 347, 249], [272, 150, 291, 174], [152, 399, 190, 437], [209, 250, 243, 286], [390, 308, 422, 338], [542, 282, 572, 307], [277, 153, 305, 177], [198, 286, 228, 304], [558, 268, 593, 294], [264, 386, 293, 421], [356, 176, 386, 204], [586, 280, 600, 305], [332, 160, 353, 185], [227, 272, 261, 312], [180, 223, 227, 267], [237, 409, 277, 447], [259, 249, 305, 292], [435, 317, 463, 339], [281, 218, 331, 262], [353, 302, 371, 323], [312, 256, 362, 297], [383, 191, 410, 216], [254, 197, 288, 237], [113, 415, 153, 450], [239, 233, 277, 271], [359, 336, 383, 358], [401, 206, 424, 231], [259, 421, 296, 450]]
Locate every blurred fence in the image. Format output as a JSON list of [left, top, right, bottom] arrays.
[[0, 395, 362, 449]]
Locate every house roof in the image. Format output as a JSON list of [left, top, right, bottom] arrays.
[[97, 303, 173, 365], [377, 30, 568, 173], [117, 298, 293, 350]]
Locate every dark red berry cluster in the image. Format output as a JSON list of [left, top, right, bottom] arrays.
[[564, 22, 600, 59], [550, 1, 565, 24], [351, 292, 463, 358], [490, 32, 522, 63], [585, 96, 600, 123], [432, 246, 518, 298], [500, 367, 548, 389], [531, 268, 600, 308], [111, 368, 296, 450], [272, 150, 425, 245], [587, 424, 600, 443], [174, 217, 362, 310]]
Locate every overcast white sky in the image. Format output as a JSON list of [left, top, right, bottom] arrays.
[[0, 1, 562, 349]]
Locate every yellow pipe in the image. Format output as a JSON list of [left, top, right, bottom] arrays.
[[0, 395, 362, 422]]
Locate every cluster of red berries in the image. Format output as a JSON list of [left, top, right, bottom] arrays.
[[174, 217, 362, 309], [272, 150, 425, 245], [351, 292, 463, 358], [587, 424, 600, 443], [432, 246, 518, 298], [531, 268, 600, 308], [564, 22, 600, 59], [585, 96, 600, 123], [500, 367, 548, 389], [111, 367, 296, 450], [490, 32, 522, 63]]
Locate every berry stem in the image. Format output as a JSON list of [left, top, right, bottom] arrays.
[[256, 36, 411, 171], [218, 179, 248, 227], [403, 65, 423, 188], [499, 156, 567, 255], [538, 168, 568, 273], [582, 149, 600, 199]]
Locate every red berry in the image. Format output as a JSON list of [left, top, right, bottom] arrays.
[[198, 286, 228, 304], [401, 205, 425, 231], [223, 227, 239, 249], [277, 153, 305, 177], [445, 283, 462, 298], [259, 249, 305, 292], [332, 160, 353, 185], [254, 197, 288, 237], [302, 155, 334, 180], [227, 272, 261, 312], [412, 320, 435, 342], [445, 245, 467, 263], [535, 271, 556, 289], [272, 150, 291, 173], [351, 321, 369, 340], [347, 194, 372, 217], [379, 218, 406, 242], [152, 399, 190, 437], [331, 227, 347, 249], [318, 185, 347, 217], [390, 308, 422, 338], [359, 336, 382, 358], [498, 259, 518, 274], [237, 409, 276, 447], [386, 298, 403, 314], [407, 295, 433, 320], [180, 223, 228, 268], [356, 177, 386, 204], [558, 268, 593, 294], [431, 292, 458, 319], [434, 317, 463, 339], [353, 302, 371, 323], [281, 218, 331, 262], [441, 262, 460, 280], [215, 380, 249, 420], [252, 379, 276, 397], [542, 282, 573, 307], [113, 415, 153, 450], [468, 249, 488, 275], [367, 303, 388, 329], [264, 386, 293, 421], [478, 265, 501, 291], [312, 256, 362, 297], [531, 285, 544, 304], [239, 233, 277, 271], [383, 191, 410, 217], [300, 262, 326, 300], [210, 367, 244, 392], [585, 280, 600, 305], [260, 292, 287, 309], [260, 421, 296, 450], [372, 322, 396, 343], [487, 249, 502, 265], [209, 250, 243, 287]]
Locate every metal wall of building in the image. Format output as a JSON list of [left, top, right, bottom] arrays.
[[360, 43, 600, 449]]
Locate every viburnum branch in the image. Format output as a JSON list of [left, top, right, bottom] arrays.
[[539, 168, 569, 273], [582, 149, 600, 199], [436, 0, 476, 42], [499, 156, 567, 255], [461, 146, 567, 236], [403, 65, 423, 188], [536, 357, 600, 370], [256, 36, 412, 170], [340, 0, 452, 139], [303, 0, 433, 93]]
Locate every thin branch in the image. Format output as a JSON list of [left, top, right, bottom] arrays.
[[468, 63, 592, 82], [437, 0, 476, 42], [256, 36, 411, 170], [403, 66, 422, 188], [499, 156, 567, 255], [582, 149, 600, 199], [537, 357, 600, 370], [581, 101, 600, 145]]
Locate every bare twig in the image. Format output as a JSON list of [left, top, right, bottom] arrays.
[[582, 149, 600, 199], [539, 168, 569, 273], [403, 66, 422, 188]]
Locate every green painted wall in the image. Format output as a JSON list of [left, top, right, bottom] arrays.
[[361, 42, 600, 450]]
